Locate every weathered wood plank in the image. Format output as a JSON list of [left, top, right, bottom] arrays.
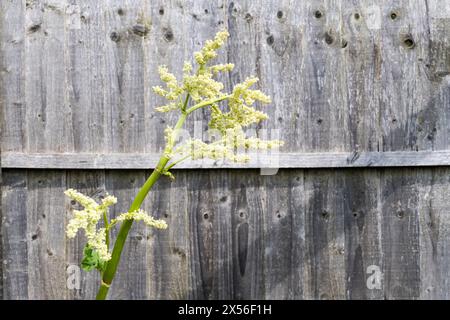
[[343, 169, 383, 299], [208, 171, 234, 300], [0, 0, 25, 153], [230, 170, 265, 299], [415, 0, 450, 151], [185, 171, 211, 299], [380, 0, 433, 152], [342, 0, 382, 152], [67, 0, 106, 152], [26, 170, 67, 299], [146, 171, 190, 299], [185, 171, 229, 299], [302, 0, 350, 152], [264, 170, 306, 299], [4, 167, 450, 299], [288, 171, 308, 299], [25, 0, 72, 153], [1, 171, 28, 299], [107, 0, 147, 153], [256, 0, 307, 152], [2, 2, 448, 155], [5, 150, 450, 169], [380, 169, 420, 299], [303, 170, 346, 299], [418, 168, 450, 299]]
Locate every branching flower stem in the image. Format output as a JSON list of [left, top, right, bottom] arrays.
[[186, 95, 231, 114], [95, 104, 189, 300], [87, 30, 283, 299]]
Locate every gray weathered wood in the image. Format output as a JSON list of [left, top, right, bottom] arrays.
[[303, 170, 346, 299], [3, 168, 450, 299], [25, 0, 72, 153], [26, 170, 67, 299], [146, 170, 190, 299], [1, 1, 449, 155], [230, 171, 266, 299], [66, 0, 105, 153], [418, 168, 450, 299], [343, 169, 383, 299], [1, 171, 28, 299], [4, 150, 450, 169], [264, 170, 305, 299], [381, 169, 421, 299], [0, 0, 26, 153], [2, 0, 450, 300]]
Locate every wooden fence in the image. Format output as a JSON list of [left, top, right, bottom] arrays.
[[1, 0, 450, 299]]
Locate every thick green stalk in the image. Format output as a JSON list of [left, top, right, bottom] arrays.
[[96, 112, 187, 300]]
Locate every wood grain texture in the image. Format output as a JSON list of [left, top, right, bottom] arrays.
[[2, 1, 447, 154], [343, 169, 383, 299], [25, 0, 72, 153], [6, 150, 450, 169], [185, 171, 228, 299], [66, 0, 106, 153], [418, 167, 450, 299], [2, 168, 450, 299], [1, 0, 450, 300], [303, 170, 346, 299], [1, 171, 28, 299], [146, 171, 190, 299], [230, 171, 265, 299], [380, 169, 421, 299], [264, 170, 305, 299], [0, 0, 26, 153], [26, 170, 67, 299]]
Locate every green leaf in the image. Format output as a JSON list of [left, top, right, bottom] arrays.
[[81, 244, 107, 272]]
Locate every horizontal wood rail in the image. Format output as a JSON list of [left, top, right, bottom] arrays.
[[2, 151, 450, 169]]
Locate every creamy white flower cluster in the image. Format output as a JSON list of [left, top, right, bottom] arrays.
[[153, 30, 233, 111], [153, 66, 184, 112], [65, 189, 168, 262], [154, 29, 284, 165], [65, 189, 117, 261], [194, 30, 230, 66], [177, 127, 283, 163], [182, 62, 228, 103], [209, 77, 271, 133], [111, 209, 168, 229]]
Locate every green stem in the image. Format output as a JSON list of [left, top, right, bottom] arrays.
[[181, 93, 190, 113], [102, 211, 110, 249], [97, 282, 110, 300], [95, 112, 188, 300], [186, 95, 230, 114], [165, 154, 191, 171]]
